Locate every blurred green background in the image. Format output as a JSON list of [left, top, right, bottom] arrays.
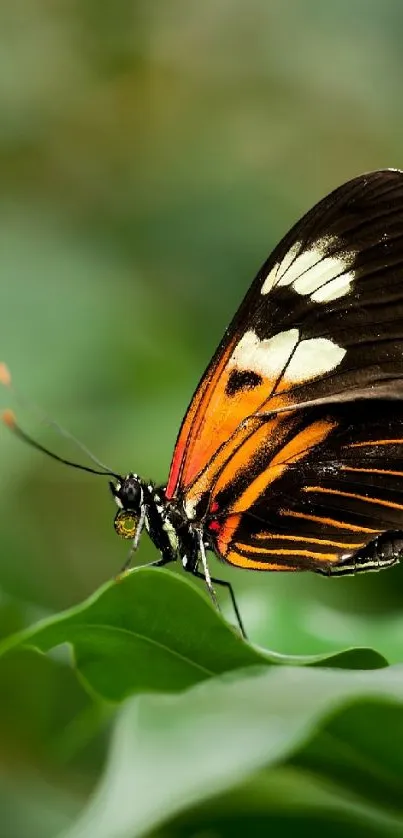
[[2, 0, 403, 835]]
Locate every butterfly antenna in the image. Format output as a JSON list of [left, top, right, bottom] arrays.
[[38, 414, 115, 474], [2, 409, 121, 478], [0, 363, 121, 480]]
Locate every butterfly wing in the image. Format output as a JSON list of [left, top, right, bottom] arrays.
[[208, 398, 403, 572], [166, 169, 403, 570]]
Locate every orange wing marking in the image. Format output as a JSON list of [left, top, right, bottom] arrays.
[[225, 550, 300, 571], [341, 465, 403, 477], [215, 418, 337, 517], [169, 325, 336, 498], [167, 336, 237, 496], [254, 532, 365, 550], [280, 508, 379, 534], [211, 415, 296, 500], [304, 485, 403, 512], [214, 514, 241, 558], [235, 543, 337, 562], [184, 415, 277, 519], [348, 439, 403, 448]]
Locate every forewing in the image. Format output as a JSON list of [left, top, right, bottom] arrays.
[[208, 399, 403, 572], [166, 169, 403, 511]]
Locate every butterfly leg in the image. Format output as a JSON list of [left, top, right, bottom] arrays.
[[197, 535, 220, 610], [214, 578, 247, 639], [317, 531, 403, 577], [191, 533, 247, 638], [197, 572, 247, 639]]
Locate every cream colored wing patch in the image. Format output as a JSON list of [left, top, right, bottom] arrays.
[[229, 329, 346, 385], [261, 238, 355, 303]]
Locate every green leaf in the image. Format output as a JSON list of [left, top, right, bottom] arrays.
[[0, 646, 103, 765], [158, 767, 401, 838], [58, 665, 403, 838], [0, 569, 386, 702]]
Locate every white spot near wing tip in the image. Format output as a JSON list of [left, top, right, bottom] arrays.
[[275, 242, 300, 283], [311, 272, 353, 303], [278, 247, 320, 288], [261, 243, 299, 295], [261, 237, 355, 304], [260, 269, 276, 295]]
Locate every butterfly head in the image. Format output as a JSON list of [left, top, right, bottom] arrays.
[[110, 473, 145, 540]]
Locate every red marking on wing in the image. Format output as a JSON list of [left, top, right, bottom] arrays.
[[207, 519, 221, 534]]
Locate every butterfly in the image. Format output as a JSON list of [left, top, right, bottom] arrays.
[[4, 169, 403, 637]]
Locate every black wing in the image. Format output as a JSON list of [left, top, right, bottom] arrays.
[[169, 169, 403, 515]]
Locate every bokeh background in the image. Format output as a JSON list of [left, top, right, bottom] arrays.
[[2, 1, 403, 835]]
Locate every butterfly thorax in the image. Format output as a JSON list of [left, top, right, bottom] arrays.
[[110, 473, 200, 571]]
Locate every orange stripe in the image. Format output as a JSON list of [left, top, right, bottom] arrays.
[[225, 550, 299, 571], [184, 415, 274, 516], [255, 532, 365, 550], [215, 514, 241, 557], [341, 465, 403, 477], [304, 485, 403, 512], [235, 542, 336, 561], [348, 439, 403, 448], [280, 508, 379, 533], [227, 419, 336, 516], [211, 416, 289, 500]]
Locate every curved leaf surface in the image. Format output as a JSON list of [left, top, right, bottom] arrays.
[[0, 569, 387, 701], [59, 664, 403, 838]]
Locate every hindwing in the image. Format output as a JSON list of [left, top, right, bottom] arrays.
[[206, 400, 403, 571]]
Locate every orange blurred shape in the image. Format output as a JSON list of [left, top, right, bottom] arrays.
[[2, 409, 16, 428], [0, 363, 11, 386]]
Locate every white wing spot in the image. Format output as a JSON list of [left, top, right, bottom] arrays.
[[262, 243, 300, 293], [229, 329, 299, 379], [286, 337, 346, 382], [278, 248, 320, 288], [229, 329, 345, 386], [261, 238, 355, 303], [311, 272, 353, 303]]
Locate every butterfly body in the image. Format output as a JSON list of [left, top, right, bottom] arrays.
[[110, 473, 248, 633], [111, 475, 201, 573]]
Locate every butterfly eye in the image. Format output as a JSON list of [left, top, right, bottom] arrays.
[[114, 509, 139, 540]]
